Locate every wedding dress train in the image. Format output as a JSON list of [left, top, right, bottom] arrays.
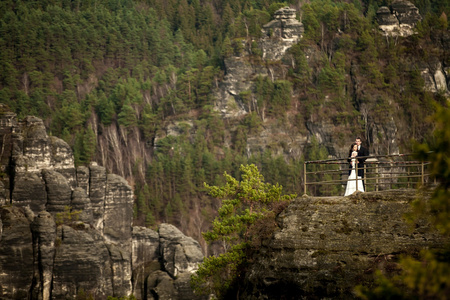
[[344, 161, 364, 196]]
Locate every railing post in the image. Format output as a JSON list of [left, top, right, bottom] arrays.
[[390, 162, 393, 190], [407, 165, 410, 189], [421, 161, 424, 186], [375, 162, 379, 191], [364, 164, 366, 191], [355, 160, 358, 191], [303, 162, 307, 195]]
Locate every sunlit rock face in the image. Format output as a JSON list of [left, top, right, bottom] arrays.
[[0, 107, 204, 300], [376, 0, 422, 37], [421, 62, 450, 94], [213, 7, 303, 119], [260, 7, 304, 60], [212, 55, 260, 119]]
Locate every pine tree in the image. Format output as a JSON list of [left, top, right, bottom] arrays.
[[191, 164, 296, 298]]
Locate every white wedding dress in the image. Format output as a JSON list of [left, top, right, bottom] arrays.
[[344, 153, 364, 196]]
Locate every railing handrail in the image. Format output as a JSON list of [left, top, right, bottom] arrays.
[[303, 153, 431, 196], [305, 152, 418, 164]]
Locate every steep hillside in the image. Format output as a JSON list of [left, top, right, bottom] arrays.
[[0, 0, 449, 242]]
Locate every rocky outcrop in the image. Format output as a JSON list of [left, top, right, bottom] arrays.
[[104, 173, 134, 246], [260, 7, 304, 60], [213, 7, 303, 119], [159, 223, 204, 278], [132, 226, 160, 299], [212, 56, 262, 119], [421, 62, 450, 94], [0, 108, 204, 299], [377, 0, 422, 37], [30, 211, 56, 300], [244, 189, 447, 299]]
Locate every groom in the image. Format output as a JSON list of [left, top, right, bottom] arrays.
[[355, 137, 369, 188]]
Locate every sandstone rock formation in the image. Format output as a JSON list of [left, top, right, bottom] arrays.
[[244, 189, 448, 299], [260, 7, 304, 60], [1, 106, 447, 299], [213, 7, 303, 119], [0, 106, 204, 300], [421, 62, 450, 94], [376, 0, 422, 37], [210, 6, 405, 161]]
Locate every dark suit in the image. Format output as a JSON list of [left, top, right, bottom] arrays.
[[356, 146, 369, 186]]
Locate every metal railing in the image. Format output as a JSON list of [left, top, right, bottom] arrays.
[[303, 153, 431, 196]]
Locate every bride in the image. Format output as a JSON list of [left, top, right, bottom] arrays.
[[344, 143, 364, 196]]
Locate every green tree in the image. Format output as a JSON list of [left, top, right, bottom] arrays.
[[117, 103, 138, 128], [96, 91, 115, 126], [76, 126, 97, 165], [191, 164, 296, 298]]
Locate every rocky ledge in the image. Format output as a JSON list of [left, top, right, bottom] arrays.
[[260, 7, 304, 60], [243, 189, 447, 299], [376, 0, 422, 37]]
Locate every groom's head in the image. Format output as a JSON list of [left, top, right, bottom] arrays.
[[355, 137, 362, 147]]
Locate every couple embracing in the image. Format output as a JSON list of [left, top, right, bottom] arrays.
[[344, 137, 369, 196]]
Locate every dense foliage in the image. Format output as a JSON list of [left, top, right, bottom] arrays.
[[0, 0, 448, 243]]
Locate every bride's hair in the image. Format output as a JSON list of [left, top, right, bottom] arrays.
[[348, 143, 357, 157]]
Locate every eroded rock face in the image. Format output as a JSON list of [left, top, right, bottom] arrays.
[[212, 56, 259, 119], [89, 163, 107, 231], [71, 187, 93, 224], [244, 190, 447, 299], [0, 109, 204, 299], [42, 169, 72, 215], [159, 223, 204, 277], [377, 0, 422, 37], [421, 62, 450, 94], [132, 226, 160, 299], [213, 7, 303, 119], [12, 171, 47, 212], [0, 206, 34, 299], [52, 225, 114, 298], [103, 174, 134, 246], [30, 211, 56, 300], [260, 7, 304, 60]]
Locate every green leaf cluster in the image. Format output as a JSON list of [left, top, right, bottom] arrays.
[[55, 206, 81, 226]]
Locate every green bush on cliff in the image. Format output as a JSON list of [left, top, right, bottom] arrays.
[[55, 206, 81, 226], [191, 164, 296, 298]]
